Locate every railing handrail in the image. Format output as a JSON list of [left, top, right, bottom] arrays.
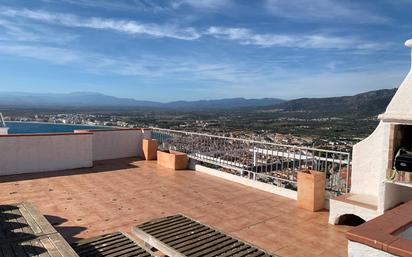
[[150, 127, 351, 157], [151, 126, 352, 195]]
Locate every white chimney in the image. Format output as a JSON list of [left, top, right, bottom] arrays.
[[378, 39, 412, 123], [329, 39, 412, 225]]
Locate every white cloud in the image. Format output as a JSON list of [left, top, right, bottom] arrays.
[[172, 0, 232, 9], [42, 0, 172, 13], [42, 0, 231, 12], [0, 42, 405, 100], [0, 8, 201, 40], [0, 19, 36, 41], [265, 0, 388, 24], [0, 44, 81, 64], [207, 26, 387, 50], [0, 7, 390, 50], [0, 43, 248, 82], [0, 18, 78, 44]]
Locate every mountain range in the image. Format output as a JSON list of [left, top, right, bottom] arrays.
[[0, 92, 285, 109], [0, 89, 397, 116], [271, 88, 397, 116]]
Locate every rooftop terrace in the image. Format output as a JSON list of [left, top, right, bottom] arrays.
[[0, 158, 350, 257]]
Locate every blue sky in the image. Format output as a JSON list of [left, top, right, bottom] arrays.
[[0, 0, 411, 102]]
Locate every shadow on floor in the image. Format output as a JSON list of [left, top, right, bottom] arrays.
[[44, 214, 87, 243], [0, 157, 143, 183], [0, 205, 52, 255]]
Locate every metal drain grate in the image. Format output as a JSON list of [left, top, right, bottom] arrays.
[[134, 214, 277, 257], [72, 232, 153, 257]]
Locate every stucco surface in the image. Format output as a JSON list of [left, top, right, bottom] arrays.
[[348, 241, 397, 257], [351, 122, 390, 199], [83, 129, 143, 161], [328, 198, 379, 224], [379, 71, 412, 123], [0, 134, 93, 175]]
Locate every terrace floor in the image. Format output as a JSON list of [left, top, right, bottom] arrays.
[[0, 158, 351, 257]]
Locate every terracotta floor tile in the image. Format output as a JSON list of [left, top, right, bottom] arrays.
[[0, 158, 349, 256]]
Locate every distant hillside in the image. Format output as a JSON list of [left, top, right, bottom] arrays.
[[165, 98, 285, 109], [0, 89, 397, 114], [0, 92, 285, 109], [0, 92, 160, 107], [270, 88, 397, 117]]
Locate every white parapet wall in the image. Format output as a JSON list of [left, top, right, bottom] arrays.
[[0, 127, 8, 135], [142, 128, 152, 139], [0, 133, 93, 176], [195, 164, 297, 200], [75, 129, 144, 161]]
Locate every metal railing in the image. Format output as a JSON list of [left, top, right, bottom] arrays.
[[151, 128, 351, 196]]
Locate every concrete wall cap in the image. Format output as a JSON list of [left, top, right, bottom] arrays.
[[0, 132, 93, 137]]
